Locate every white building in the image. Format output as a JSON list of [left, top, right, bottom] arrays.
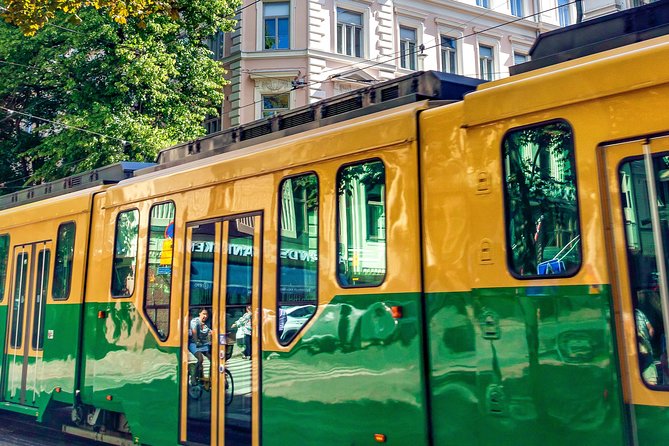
[[205, 0, 642, 131]]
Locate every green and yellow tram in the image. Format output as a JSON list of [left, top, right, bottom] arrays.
[[1, 4, 669, 445]]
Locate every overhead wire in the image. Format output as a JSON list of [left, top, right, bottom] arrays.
[[229, 1, 576, 115]]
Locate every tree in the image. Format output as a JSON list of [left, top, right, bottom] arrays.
[[2, 0, 194, 35], [0, 0, 239, 193]]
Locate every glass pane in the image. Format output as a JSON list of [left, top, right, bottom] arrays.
[[400, 26, 416, 41], [264, 2, 289, 16], [514, 53, 528, 65], [264, 18, 276, 49], [480, 45, 493, 58], [189, 224, 215, 308], [32, 249, 50, 350], [346, 25, 352, 55], [441, 36, 455, 49], [354, 27, 362, 57], [186, 223, 215, 445], [111, 210, 139, 297], [10, 252, 28, 348], [337, 24, 343, 53], [277, 17, 290, 49], [225, 219, 253, 446], [146, 202, 175, 341], [0, 234, 9, 300], [262, 93, 290, 118], [503, 121, 581, 277], [337, 8, 362, 26], [337, 160, 387, 287], [619, 153, 669, 387], [278, 174, 318, 344], [53, 222, 76, 300]]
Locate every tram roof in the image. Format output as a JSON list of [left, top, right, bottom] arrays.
[[511, 0, 669, 75]]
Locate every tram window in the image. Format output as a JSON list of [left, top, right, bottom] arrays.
[[0, 234, 9, 301], [111, 210, 139, 298], [32, 249, 50, 350], [277, 173, 318, 344], [10, 252, 28, 348], [337, 159, 386, 287], [503, 121, 581, 278], [619, 154, 669, 388], [52, 222, 76, 300], [145, 202, 175, 341]]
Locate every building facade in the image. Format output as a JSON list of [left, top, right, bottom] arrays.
[[206, 0, 635, 131]]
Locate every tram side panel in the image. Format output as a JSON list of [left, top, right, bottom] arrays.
[[79, 193, 181, 446], [254, 107, 430, 445], [0, 197, 92, 417], [420, 97, 626, 445]]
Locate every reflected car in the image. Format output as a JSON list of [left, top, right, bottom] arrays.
[[279, 305, 316, 343]]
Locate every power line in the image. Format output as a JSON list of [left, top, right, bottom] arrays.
[[229, 2, 575, 116], [0, 107, 132, 144]]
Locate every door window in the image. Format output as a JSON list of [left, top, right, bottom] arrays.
[[619, 154, 669, 387]]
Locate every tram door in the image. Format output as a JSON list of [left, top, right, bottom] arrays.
[[180, 215, 261, 446], [3, 241, 51, 406], [602, 136, 669, 444]]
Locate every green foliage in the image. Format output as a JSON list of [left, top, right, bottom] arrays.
[[504, 121, 579, 275], [0, 1, 239, 192]]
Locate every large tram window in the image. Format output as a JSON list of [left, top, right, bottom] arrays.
[[145, 202, 175, 341], [620, 155, 669, 388], [503, 121, 581, 278], [52, 222, 76, 300], [0, 234, 9, 301], [337, 159, 386, 287], [277, 173, 318, 344], [111, 210, 139, 298]]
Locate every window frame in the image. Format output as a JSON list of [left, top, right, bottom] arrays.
[[501, 119, 583, 280], [144, 201, 176, 342], [510, 0, 524, 17], [52, 221, 76, 301], [558, 0, 572, 26], [276, 172, 319, 346], [478, 44, 495, 81], [335, 158, 388, 289], [0, 234, 9, 302], [440, 35, 458, 74], [336, 7, 364, 58], [263, 1, 291, 50], [399, 26, 418, 71], [111, 208, 140, 299]]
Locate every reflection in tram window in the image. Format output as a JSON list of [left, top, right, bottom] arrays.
[[145, 202, 175, 341], [111, 211, 139, 298], [278, 174, 318, 344], [32, 249, 50, 350], [620, 155, 669, 387], [225, 218, 254, 446], [503, 121, 581, 277], [337, 160, 386, 287], [52, 222, 76, 300], [189, 223, 215, 307], [0, 234, 8, 300], [10, 252, 28, 349]]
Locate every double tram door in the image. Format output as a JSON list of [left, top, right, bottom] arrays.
[[3, 241, 51, 407], [180, 215, 261, 446], [601, 136, 669, 444]]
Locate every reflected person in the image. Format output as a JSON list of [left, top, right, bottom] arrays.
[[232, 305, 252, 359], [189, 308, 212, 383]]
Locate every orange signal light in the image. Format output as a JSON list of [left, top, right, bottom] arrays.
[[374, 434, 387, 443], [391, 306, 403, 319], [98, 311, 106, 319], [106, 395, 113, 401], [55, 387, 61, 393]]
